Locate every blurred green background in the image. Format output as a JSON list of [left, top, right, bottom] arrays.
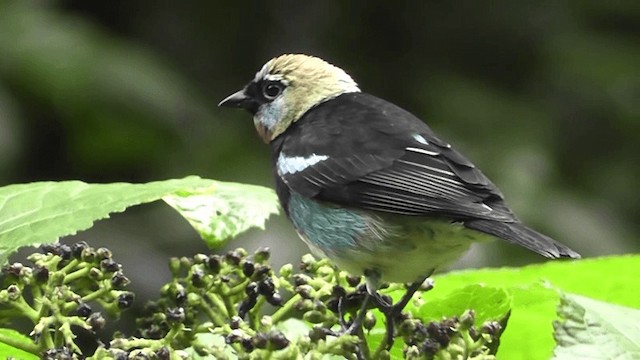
[[1, 0, 638, 314]]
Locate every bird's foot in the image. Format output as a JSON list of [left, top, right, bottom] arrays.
[[374, 276, 435, 350], [335, 286, 372, 335], [329, 276, 434, 355], [325, 286, 374, 360]]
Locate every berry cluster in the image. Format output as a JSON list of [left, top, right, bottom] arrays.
[[133, 247, 286, 356], [128, 249, 365, 359], [0, 242, 133, 357], [0, 244, 505, 359], [399, 309, 503, 359]]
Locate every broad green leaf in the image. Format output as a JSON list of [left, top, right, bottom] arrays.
[[412, 284, 511, 325], [0, 177, 279, 264], [552, 293, 640, 360], [423, 255, 640, 360], [429, 255, 640, 309], [163, 181, 279, 248], [366, 256, 637, 359], [498, 282, 561, 360], [369, 285, 511, 359], [0, 328, 39, 359]]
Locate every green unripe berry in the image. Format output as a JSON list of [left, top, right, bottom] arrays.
[[303, 310, 325, 324], [363, 311, 377, 330]]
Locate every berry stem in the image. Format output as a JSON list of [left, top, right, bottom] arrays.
[[248, 296, 266, 329], [206, 293, 230, 318], [58, 259, 81, 276], [9, 296, 39, 323], [227, 279, 250, 296], [270, 293, 301, 324], [81, 286, 110, 302], [63, 266, 91, 284], [198, 300, 227, 327]]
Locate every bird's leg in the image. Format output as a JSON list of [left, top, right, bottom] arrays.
[[337, 295, 349, 329], [326, 289, 371, 360], [374, 271, 435, 350], [344, 293, 372, 360], [344, 291, 371, 335], [333, 283, 370, 333], [391, 275, 433, 316]]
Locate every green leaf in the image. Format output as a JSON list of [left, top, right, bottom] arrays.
[[163, 181, 279, 248], [276, 318, 312, 342], [412, 284, 511, 325], [426, 255, 640, 360], [0, 177, 279, 264], [184, 333, 237, 360], [430, 255, 640, 308], [552, 293, 640, 360], [368, 284, 511, 359], [0, 328, 39, 359], [498, 282, 562, 360], [366, 256, 639, 359]]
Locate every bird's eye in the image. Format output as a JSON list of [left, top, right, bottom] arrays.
[[262, 82, 284, 100]]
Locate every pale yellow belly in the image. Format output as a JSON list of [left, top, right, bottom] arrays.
[[307, 218, 490, 285]]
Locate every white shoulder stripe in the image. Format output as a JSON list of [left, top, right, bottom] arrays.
[[277, 152, 329, 175], [406, 147, 440, 156]]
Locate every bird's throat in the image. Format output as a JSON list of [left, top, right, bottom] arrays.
[[254, 122, 272, 143]]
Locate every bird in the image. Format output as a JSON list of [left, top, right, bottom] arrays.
[[219, 54, 580, 341]]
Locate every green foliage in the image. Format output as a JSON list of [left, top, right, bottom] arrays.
[[419, 255, 640, 359], [0, 328, 38, 360], [0, 244, 503, 359], [0, 177, 279, 264], [553, 294, 640, 359], [412, 284, 511, 327], [0, 178, 637, 359], [1, 1, 637, 262], [163, 181, 279, 247], [370, 284, 510, 360], [0, 242, 134, 356], [0, 1, 217, 176]]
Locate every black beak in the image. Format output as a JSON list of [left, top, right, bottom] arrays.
[[219, 89, 249, 107], [218, 89, 260, 114]]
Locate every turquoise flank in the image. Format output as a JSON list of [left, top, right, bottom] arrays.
[[286, 193, 486, 285], [288, 193, 368, 252]]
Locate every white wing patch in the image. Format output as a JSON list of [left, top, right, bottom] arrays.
[[407, 135, 439, 155], [413, 134, 429, 145], [277, 152, 329, 175]]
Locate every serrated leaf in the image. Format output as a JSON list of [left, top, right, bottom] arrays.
[[423, 256, 640, 360], [0, 177, 278, 264], [552, 293, 640, 360], [163, 181, 279, 248], [0, 328, 39, 359], [366, 256, 639, 359]]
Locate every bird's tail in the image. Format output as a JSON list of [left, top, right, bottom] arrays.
[[465, 220, 580, 259]]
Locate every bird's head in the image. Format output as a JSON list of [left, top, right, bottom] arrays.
[[219, 54, 360, 143]]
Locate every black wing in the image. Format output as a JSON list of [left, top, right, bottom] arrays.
[[273, 92, 515, 222]]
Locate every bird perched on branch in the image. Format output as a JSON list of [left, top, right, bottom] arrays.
[[220, 54, 580, 341]]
